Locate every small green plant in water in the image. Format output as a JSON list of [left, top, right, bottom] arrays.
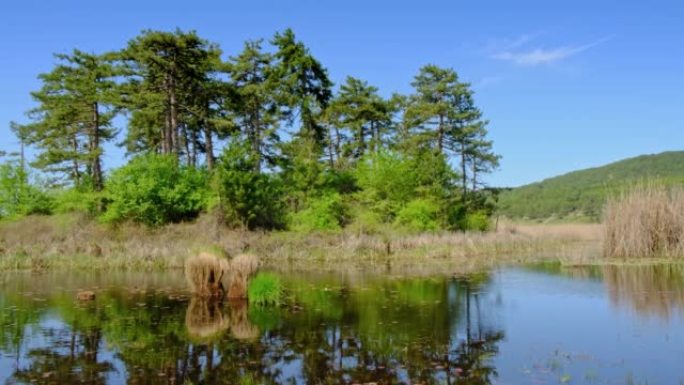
[[248, 272, 283, 306]]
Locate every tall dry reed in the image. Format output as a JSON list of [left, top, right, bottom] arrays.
[[603, 185, 684, 258]]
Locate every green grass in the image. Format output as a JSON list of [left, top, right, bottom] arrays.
[[248, 272, 283, 306], [498, 151, 684, 221]]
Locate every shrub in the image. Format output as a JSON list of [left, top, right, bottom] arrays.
[[463, 211, 491, 232], [603, 184, 684, 258], [290, 192, 347, 231], [0, 161, 53, 218], [247, 272, 283, 306], [213, 142, 285, 230], [52, 188, 103, 215], [102, 154, 208, 226], [395, 198, 440, 232]]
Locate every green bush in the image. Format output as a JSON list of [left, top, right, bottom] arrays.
[[248, 272, 283, 307], [213, 141, 285, 230], [290, 192, 347, 231], [462, 211, 491, 231], [395, 198, 440, 232], [0, 161, 53, 218], [52, 188, 103, 215], [101, 154, 208, 226]]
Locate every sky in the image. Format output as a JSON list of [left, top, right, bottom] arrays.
[[1, 0, 683, 187]]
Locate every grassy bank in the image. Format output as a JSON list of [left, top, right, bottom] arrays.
[[0, 214, 604, 272]]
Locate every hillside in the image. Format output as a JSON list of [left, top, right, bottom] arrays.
[[497, 151, 684, 221]]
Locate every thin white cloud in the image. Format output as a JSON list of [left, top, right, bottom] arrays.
[[491, 36, 613, 66]]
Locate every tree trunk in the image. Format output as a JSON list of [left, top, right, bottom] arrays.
[[204, 125, 214, 170], [461, 141, 467, 201], [438, 114, 444, 154], [91, 102, 103, 191], [72, 135, 80, 188], [326, 124, 335, 169], [170, 78, 180, 159]]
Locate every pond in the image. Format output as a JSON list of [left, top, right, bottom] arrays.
[[1, 264, 684, 384]]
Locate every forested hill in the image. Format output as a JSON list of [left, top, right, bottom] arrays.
[[497, 151, 684, 221]]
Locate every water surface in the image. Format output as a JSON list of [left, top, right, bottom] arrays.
[[1, 264, 683, 384]]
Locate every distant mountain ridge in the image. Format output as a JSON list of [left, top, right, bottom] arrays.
[[497, 151, 684, 221]]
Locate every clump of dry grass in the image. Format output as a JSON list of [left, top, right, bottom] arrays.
[[225, 253, 259, 299], [603, 185, 684, 258], [185, 252, 230, 297]]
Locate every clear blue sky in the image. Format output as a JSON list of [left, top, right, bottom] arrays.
[[2, 0, 682, 187]]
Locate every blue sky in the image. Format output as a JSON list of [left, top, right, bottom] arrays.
[[1, 0, 682, 187]]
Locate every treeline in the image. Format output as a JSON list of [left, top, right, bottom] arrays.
[[2, 28, 500, 232]]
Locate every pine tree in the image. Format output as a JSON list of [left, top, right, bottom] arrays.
[[225, 40, 281, 172], [326, 76, 395, 166], [118, 29, 221, 165], [271, 29, 333, 145], [23, 50, 118, 190]]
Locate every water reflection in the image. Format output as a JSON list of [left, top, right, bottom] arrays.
[[603, 264, 684, 319], [0, 271, 506, 384]]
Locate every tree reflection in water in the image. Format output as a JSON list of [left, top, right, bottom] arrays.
[[1, 273, 504, 385]]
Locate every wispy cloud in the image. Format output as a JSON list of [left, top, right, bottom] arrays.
[[490, 36, 613, 66]]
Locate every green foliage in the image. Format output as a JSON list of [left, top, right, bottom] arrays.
[[395, 198, 440, 231], [355, 150, 418, 220], [213, 141, 285, 230], [290, 192, 347, 231], [0, 161, 53, 218], [7, 29, 501, 234], [52, 188, 103, 215], [248, 272, 283, 306], [462, 211, 491, 231], [102, 154, 208, 226], [498, 151, 684, 221]]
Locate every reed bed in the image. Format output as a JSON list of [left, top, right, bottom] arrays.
[[603, 185, 684, 258]]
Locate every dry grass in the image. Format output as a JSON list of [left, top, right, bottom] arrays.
[[603, 185, 684, 258], [184, 252, 229, 297], [0, 213, 603, 273], [224, 253, 259, 299]]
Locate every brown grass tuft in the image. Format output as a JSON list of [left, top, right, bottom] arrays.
[[603, 185, 684, 258], [225, 253, 259, 299], [184, 252, 229, 297]]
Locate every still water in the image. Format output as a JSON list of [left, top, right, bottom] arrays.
[[1, 264, 683, 384]]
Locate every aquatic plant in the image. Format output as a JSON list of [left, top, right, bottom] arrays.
[[603, 184, 684, 258], [184, 252, 230, 297], [225, 253, 259, 299], [247, 272, 283, 306]]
